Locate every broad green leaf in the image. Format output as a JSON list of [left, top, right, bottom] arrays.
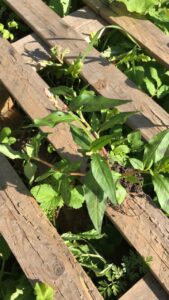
[[70, 94, 130, 112], [117, 0, 158, 14], [152, 174, 169, 214], [116, 182, 127, 205], [70, 124, 91, 150], [157, 85, 169, 99], [111, 171, 126, 204], [143, 129, 169, 169], [34, 283, 54, 300], [0, 145, 25, 160], [150, 67, 162, 88], [91, 154, 117, 204], [31, 184, 63, 211], [127, 131, 144, 151], [65, 186, 85, 209], [99, 112, 136, 133], [129, 158, 144, 171], [125, 66, 145, 87], [84, 171, 107, 232], [90, 135, 114, 152], [144, 77, 156, 96], [33, 112, 76, 128]]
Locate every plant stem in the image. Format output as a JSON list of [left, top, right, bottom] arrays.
[[32, 157, 85, 177]]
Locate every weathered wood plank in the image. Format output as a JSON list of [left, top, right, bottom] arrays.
[[0, 38, 81, 164], [83, 0, 169, 68], [0, 154, 103, 300], [119, 274, 168, 300], [5, 0, 169, 141], [106, 193, 169, 293]]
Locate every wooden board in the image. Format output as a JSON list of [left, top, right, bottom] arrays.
[[0, 154, 103, 299], [106, 193, 169, 293], [5, 0, 169, 141], [119, 274, 168, 300], [83, 0, 169, 68], [0, 38, 82, 164]]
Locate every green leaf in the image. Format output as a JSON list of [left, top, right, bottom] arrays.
[[65, 186, 85, 209], [34, 282, 54, 300], [84, 171, 107, 232], [0, 127, 13, 143], [91, 154, 117, 205], [50, 86, 75, 99], [150, 67, 162, 88], [0, 145, 25, 160], [144, 77, 156, 96], [24, 161, 37, 184], [117, 0, 158, 14], [152, 174, 169, 214], [70, 124, 91, 150], [70, 94, 130, 112], [60, 176, 71, 203], [127, 131, 144, 151], [143, 129, 169, 169], [99, 112, 136, 133], [26, 133, 45, 158], [116, 182, 127, 205], [31, 184, 63, 211], [90, 135, 114, 152], [62, 229, 104, 241], [129, 158, 144, 171], [155, 157, 169, 174], [33, 112, 76, 128]]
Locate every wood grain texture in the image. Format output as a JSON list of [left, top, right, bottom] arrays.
[[0, 37, 82, 164], [0, 155, 103, 300], [5, 0, 169, 141], [106, 193, 169, 293], [83, 0, 169, 68], [119, 274, 168, 300]]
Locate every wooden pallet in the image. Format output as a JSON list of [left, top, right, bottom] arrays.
[[1, 0, 169, 298]]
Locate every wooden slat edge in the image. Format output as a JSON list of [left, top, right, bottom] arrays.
[[119, 274, 168, 300], [83, 0, 169, 68], [5, 0, 169, 142], [0, 155, 103, 299]]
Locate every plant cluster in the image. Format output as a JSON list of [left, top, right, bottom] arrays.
[[62, 229, 151, 299], [0, 58, 169, 233], [104, 0, 169, 34], [94, 25, 169, 111], [0, 0, 30, 41]]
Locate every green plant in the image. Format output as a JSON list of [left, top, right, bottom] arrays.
[[103, 0, 169, 34], [62, 229, 151, 299]]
